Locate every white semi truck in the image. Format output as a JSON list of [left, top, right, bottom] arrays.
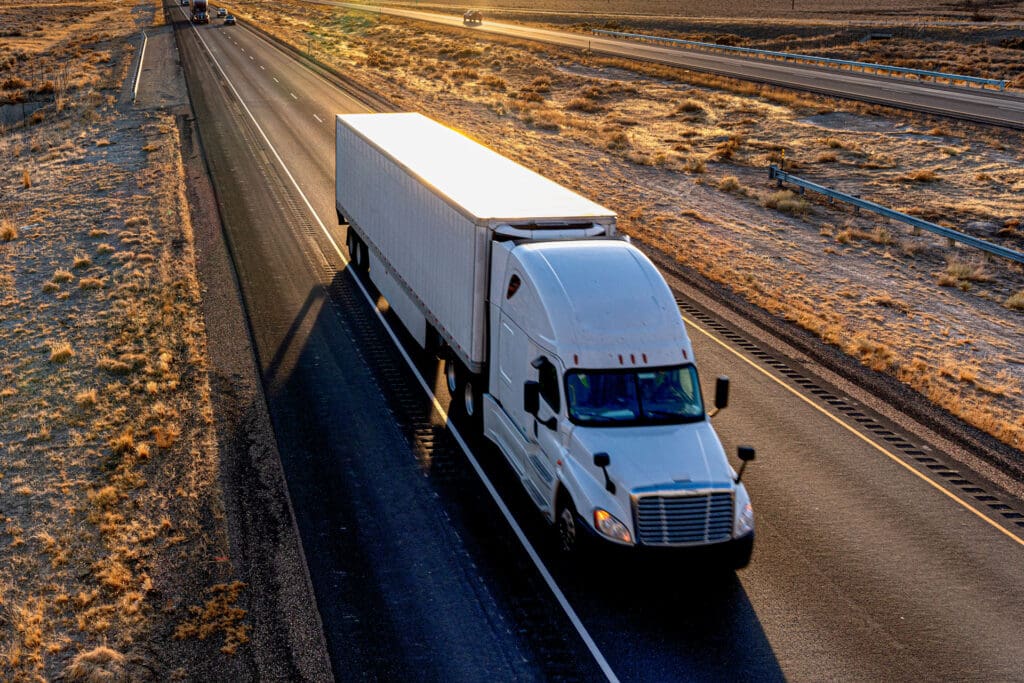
[[335, 113, 755, 566]]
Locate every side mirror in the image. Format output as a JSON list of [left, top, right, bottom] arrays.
[[714, 376, 730, 410], [735, 445, 755, 483], [524, 381, 540, 416], [593, 452, 615, 494]]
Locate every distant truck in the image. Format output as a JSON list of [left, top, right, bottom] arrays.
[[335, 113, 755, 567], [190, 0, 209, 23], [463, 9, 483, 24]]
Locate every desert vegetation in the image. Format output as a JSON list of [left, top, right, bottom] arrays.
[[1, 2, 246, 678], [232, 0, 1024, 449]]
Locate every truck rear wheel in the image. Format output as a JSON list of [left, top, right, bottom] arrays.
[[444, 357, 482, 430], [346, 231, 368, 273]]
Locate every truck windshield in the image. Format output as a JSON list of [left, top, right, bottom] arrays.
[[565, 365, 705, 426]]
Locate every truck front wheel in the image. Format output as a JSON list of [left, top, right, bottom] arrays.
[[556, 497, 580, 555]]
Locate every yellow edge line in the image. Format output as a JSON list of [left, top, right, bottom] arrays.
[[684, 316, 1024, 549]]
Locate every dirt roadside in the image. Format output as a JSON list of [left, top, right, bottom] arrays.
[[0, 2, 331, 679]]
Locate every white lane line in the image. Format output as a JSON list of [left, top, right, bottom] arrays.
[[273, 77, 279, 83], [684, 316, 1024, 549], [290, 92, 298, 100], [184, 20, 620, 683], [260, 65, 265, 70], [313, 114, 323, 123], [249, 55, 254, 61]]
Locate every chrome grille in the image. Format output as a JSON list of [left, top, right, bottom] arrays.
[[635, 492, 734, 546]]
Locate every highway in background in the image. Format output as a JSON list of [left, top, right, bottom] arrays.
[[327, 1, 1024, 129], [172, 7, 1024, 680]]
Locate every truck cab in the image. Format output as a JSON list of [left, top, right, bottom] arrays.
[[482, 239, 754, 566]]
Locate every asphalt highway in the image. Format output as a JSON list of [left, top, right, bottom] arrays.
[[327, 1, 1024, 129], [172, 8, 1024, 681]]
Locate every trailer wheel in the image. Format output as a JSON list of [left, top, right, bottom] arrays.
[[445, 357, 460, 396], [345, 230, 358, 266], [347, 232, 369, 273]]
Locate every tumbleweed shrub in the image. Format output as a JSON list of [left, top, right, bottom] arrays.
[[765, 189, 809, 215], [1, 218, 18, 241], [937, 257, 991, 288]]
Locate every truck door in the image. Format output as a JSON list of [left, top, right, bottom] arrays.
[[528, 354, 563, 507], [495, 272, 532, 477]]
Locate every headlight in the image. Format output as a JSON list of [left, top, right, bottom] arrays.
[[736, 502, 754, 537], [593, 509, 632, 544]]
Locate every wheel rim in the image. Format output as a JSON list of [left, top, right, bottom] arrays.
[[558, 506, 576, 553], [463, 380, 476, 417], [446, 361, 458, 394]]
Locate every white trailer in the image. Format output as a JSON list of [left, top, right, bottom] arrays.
[[336, 113, 756, 566]]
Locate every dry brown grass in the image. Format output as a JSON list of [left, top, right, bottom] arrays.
[[48, 341, 75, 363], [173, 581, 251, 655], [718, 175, 740, 192], [938, 257, 991, 288], [1004, 290, 1024, 311], [0, 2, 242, 675], [902, 168, 940, 183], [62, 646, 126, 683], [765, 189, 809, 215], [1, 218, 18, 242]]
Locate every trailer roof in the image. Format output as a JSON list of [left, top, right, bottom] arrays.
[[337, 113, 615, 224]]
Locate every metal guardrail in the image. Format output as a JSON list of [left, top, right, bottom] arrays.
[[768, 165, 1024, 265], [132, 30, 148, 104], [592, 29, 1008, 91]]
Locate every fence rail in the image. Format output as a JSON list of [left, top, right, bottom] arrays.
[[592, 29, 1008, 91], [131, 31, 148, 104], [768, 165, 1024, 265]]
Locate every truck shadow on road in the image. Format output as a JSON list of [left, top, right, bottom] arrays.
[[261, 272, 784, 681]]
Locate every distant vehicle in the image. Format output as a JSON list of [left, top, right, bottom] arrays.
[[180, 0, 188, 5], [190, 0, 209, 23], [335, 113, 756, 566], [223, 14, 235, 25], [463, 9, 482, 24], [216, 7, 227, 17]]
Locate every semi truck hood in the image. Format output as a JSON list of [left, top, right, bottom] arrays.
[[569, 421, 734, 492]]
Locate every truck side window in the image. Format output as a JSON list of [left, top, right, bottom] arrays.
[[506, 274, 521, 299], [538, 360, 560, 413]]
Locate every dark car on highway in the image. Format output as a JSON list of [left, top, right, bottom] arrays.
[[223, 13, 235, 24]]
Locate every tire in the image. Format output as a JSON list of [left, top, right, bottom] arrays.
[[445, 357, 460, 396], [730, 534, 754, 570], [462, 372, 481, 424], [348, 232, 369, 273], [445, 356, 482, 431], [556, 496, 581, 555], [345, 230, 358, 266]]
